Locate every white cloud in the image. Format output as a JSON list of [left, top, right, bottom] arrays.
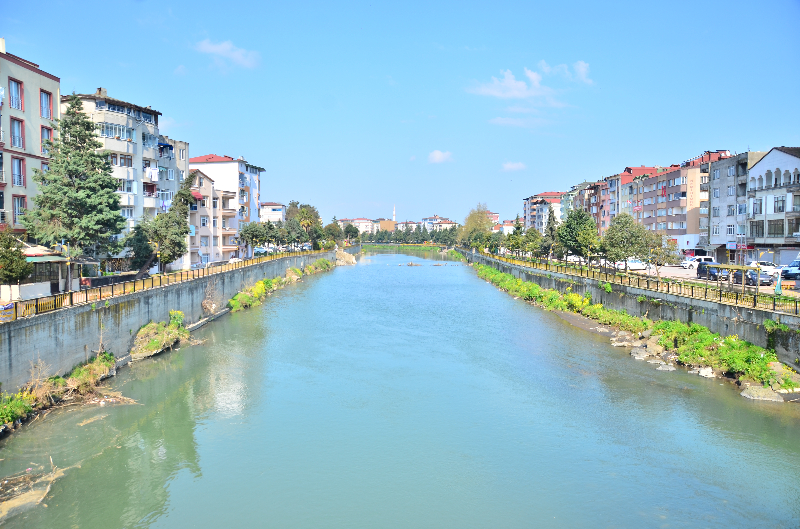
[[468, 68, 551, 99], [173, 64, 187, 76], [194, 39, 260, 69], [573, 60, 593, 84], [502, 162, 526, 171], [537, 60, 569, 77], [428, 150, 452, 163], [506, 106, 538, 114]]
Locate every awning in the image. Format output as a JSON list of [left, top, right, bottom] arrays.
[[191, 190, 204, 200], [26, 256, 67, 263], [157, 142, 174, 149]]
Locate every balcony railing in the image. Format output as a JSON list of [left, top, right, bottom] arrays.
[[0, 210, 7, 224], [12, 173, 24, 187], [239, 196, 246, 204], [0, 170, 4, 183], [13, 209, 25, 225], [41, 108, 52, 119], [793, 205, 800, 212], [0, 128, 4, 142], [11, 136, 24, 149], [9, 96, 22, 110]]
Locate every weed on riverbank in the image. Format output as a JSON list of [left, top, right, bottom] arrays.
[[131, 311, 190, 358], [229, 259, 335, 313], [474, 264, 787, 385]]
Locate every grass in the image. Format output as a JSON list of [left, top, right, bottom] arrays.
[[131, 311, 190, 357], [304, 258, 333, 275], [474, 264, 788, 385]]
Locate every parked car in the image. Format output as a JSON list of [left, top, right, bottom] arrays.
[[681, 256, 713, 269], [696, 262, 729, 280], [732, 269, 774, 286], [746, 261, 779, 277], [229, 257, 243, 263], [615, 259, 648, 271], [204, 260, 227, 269], [782, 259, 800, 279]]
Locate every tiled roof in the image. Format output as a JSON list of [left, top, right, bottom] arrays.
[[260, 202, 284, 207], [190, 154, 236, 163], [775, 147, 800, 159]]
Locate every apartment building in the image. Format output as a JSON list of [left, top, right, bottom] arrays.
[[431, 219, 458, 231], [395, 221, 419, 232], [746, 147, 800, 264], [62, 89, 190, 247], [259, 202, 286, 223], [706, 151, 767, 263], [187, 170, 226, 265], [189, 154, 263, 258], [486, 211, 500, 224], [560, 182, 593, 220], [0, 38, 60, 230], [523, 192, 564, 233], [421, 215, 446, 231], [338, 218, 376, 234]]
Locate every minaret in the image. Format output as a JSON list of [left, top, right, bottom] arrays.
[[393, 205, 396, 222]]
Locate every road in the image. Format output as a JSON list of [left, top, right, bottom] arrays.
[[636, 265, 798, 297]]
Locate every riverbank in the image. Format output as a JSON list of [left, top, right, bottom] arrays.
[[473, 263, 800, 402]]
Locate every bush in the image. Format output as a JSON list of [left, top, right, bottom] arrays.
[[169, 310, 184, 327]]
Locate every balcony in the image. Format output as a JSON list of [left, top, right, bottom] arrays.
[[222, 207, 237, 217], [9, 96, 22, 110], [10, 136, 24, 149], [0, 210, 7, 225], [143, 196, 157, 209], [238, 196, 247, 205], [41, 108, 52, 119], [12, 173, 24, 187]]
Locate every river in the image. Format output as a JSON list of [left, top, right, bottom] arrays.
[[2, 249, 799, 528]]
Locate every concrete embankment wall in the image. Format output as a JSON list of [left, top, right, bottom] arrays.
[[0, 248, 358, 391], [463, 251, 800, 369]]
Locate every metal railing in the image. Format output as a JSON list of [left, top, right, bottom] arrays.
[[0, 249, 331, 323], [474, 251, 800, 317], [11, 135, 24, 149], [9, 96, 22, 110]]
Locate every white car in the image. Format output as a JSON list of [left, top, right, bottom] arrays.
[[229, 257, 243, 263], [681, 256, 713, 269], [616, 259, 648, 271], [747, 261, 779, 277]]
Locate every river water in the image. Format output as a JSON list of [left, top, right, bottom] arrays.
[[2, 250, 800, 528]]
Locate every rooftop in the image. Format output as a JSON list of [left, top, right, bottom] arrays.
[[65, 88, 162, 116]]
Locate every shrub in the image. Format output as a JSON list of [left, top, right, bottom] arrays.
[[169, 310, 184, 327]]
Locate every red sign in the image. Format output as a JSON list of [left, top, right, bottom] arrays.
[[633, 206, 642, 212]]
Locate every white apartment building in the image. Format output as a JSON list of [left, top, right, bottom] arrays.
[[259, 202, 286, 223], [0, 38, 61, 229], [189, 154, 263, 258], [746, 147, 800, 264], [62, 89, 190, 246], [338, 218, 375, 234]]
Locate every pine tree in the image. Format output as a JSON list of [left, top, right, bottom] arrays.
[[0, 227, 33, 287], [23, 94, 126, 288]]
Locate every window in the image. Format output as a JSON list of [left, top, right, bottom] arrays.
[[200, 236, 209, 247], [726, 225, 735, 235], [8, 79, 22, 110], [11, 158, 24, 187], [109, 154, 118, 165], [121, 206, 134, 218], [712, 225, 720, 235], [229, 236, 237, 245], [201, 198, 208, 208], [40, 90, 52, 119], [179, 170, 185, 181], [97, 123, 136, 141], [179, 149, 186, 160], [753, 199, 763, 215], [12, 196, 26, 225], [713, 169, 720, 180], [750, 221, 764, 238], [167, 169, 174, 180], [712, 207, 720, 217], [737, 224, 746, 235], [212, 198, 218, 209], [775, 196, 786, 213], [201, 216, 209, 227], [142, 133, 158, 148], [41, 127, 52, 155], [712, 188, 720, 198], [727, 205, 735, 216], [699, 202, 708, 214], [727, 166, 735, 177], [10, 118, 24, 149], [768, 220, 785, 237], [212, 218, 218, 228], [198, 176, 204, 187], [117, 179, 133, 193], [143, 160, 151, 169], [727, 185, 734, 196], [41, 162, 49, 173], [737, 203, 746, 215], [677, 221, 686, 229]]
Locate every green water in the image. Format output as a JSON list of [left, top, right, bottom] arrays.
[[2, 250, 800, 528]]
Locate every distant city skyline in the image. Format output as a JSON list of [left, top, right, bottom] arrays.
[[3, 0, 798, 224]]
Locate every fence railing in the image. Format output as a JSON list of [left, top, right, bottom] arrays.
[[0, 249, 330, 323], [474, 251, 800, 317]]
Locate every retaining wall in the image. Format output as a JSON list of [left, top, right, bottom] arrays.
[[463, 251, 800, 369], [0, 249, 352, 391]]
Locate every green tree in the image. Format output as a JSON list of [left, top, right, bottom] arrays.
[[459, 203, 493, 246], [286, 201, 321, 224], [644, 230, 681, 280], [240, 222, 267, 252], [557, 209, 597, 261], [513, 215, 523, 236], [324, 221, 343, 241], [0, 227, 33, 286], [601, 213, 648, 271], [344, 224, 359, 241], [297, 207, 316, 234], [23, 94, 126, 288]]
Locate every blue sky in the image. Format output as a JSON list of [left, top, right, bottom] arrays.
[[4, 0, 799, 224]]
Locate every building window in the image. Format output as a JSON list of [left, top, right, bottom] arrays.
[[774, 196, 786, 213], [768, 220, 785, 237], [179, 148, 186, 160], [737, 203, 746, 214], [712, 225, 720, 235], [712, 207, 720, 217], [737, 224, 746, 235], [179, 170, 185, 181], [121, 206, 134, 218], [212, 218, 218, 228], [752, 199, 763, 215], [97, 123, 136, 141], [212, 198, 218, 209], [41, 162, 49, 173], [12, 196, 26, 224], [8, 79, 22, 110], [117, 179, 133, 193], [727, 185, 734, 196], [109, 153, 118, 165], [40, 90, 52, 119], [727, 205, 735, 216], [200, 236, 209, 247], [201, 216, 209, 227], [41, 127, 52, 155], [11, 158, 24, 187], [712, 188, 720, 198], [726, 225, 735, 235], [728, 166, 735, 177], [713, 169, 720, 180], [750, 221, 764, 238], [168, 169, 174, 180], [10, 118, 24, 149]]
